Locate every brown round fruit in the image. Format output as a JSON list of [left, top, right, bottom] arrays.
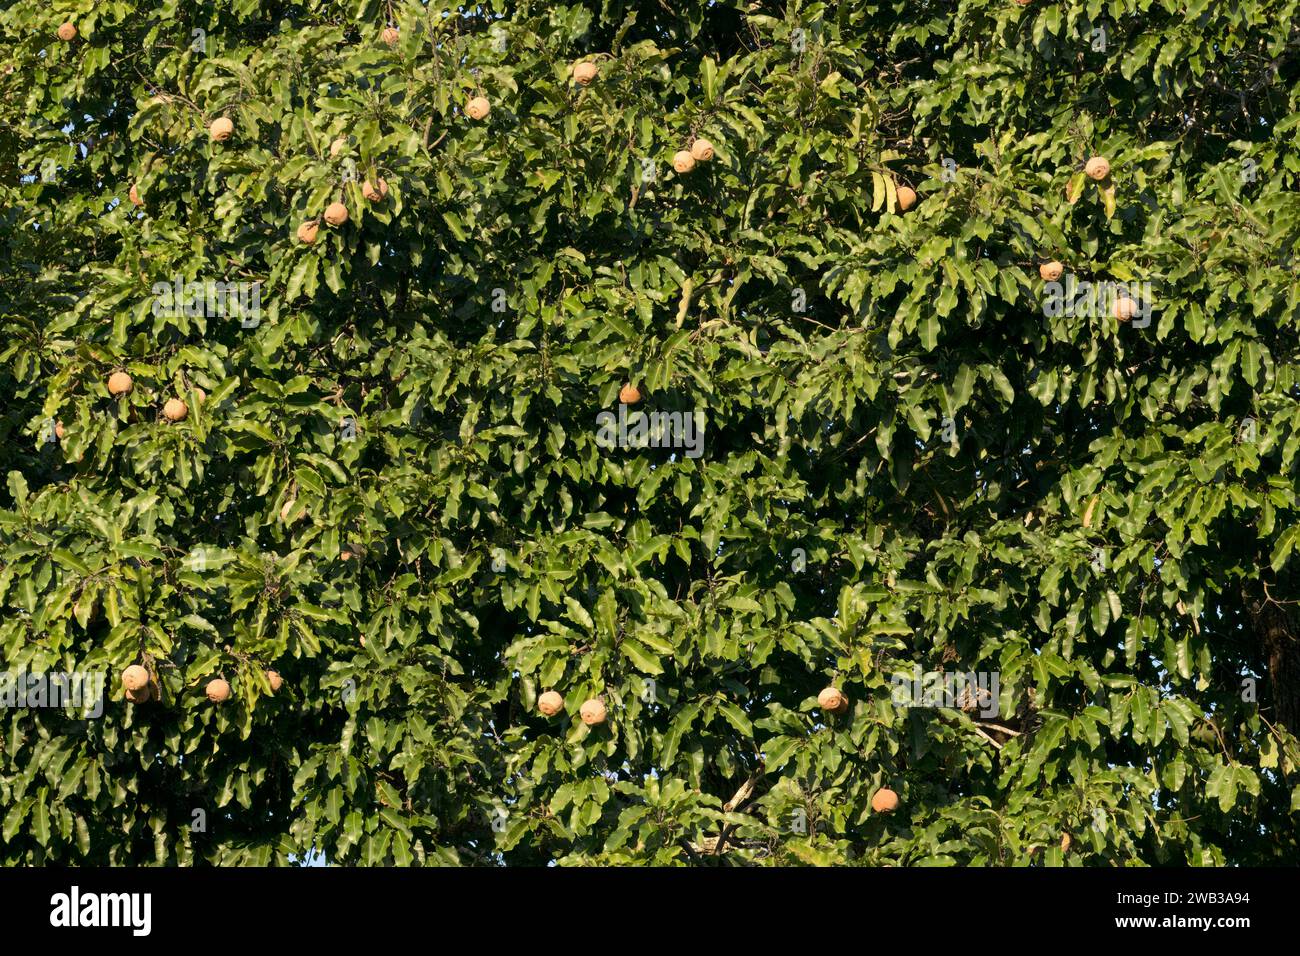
[[1085, 155, 1110, 180], [323, 202, 349, 226], [362, 178, 389, 202], [330, 137, 348, 158], [466, 96, 491, 120], [817, 686, 849, 714], [538, 690, 565, 716], [381, 26, 399, 47], [690, 138, 715, 162], [896, 185, 917, 211], [129, 184, 143, 207], [163, 398, 188, 422], [205, 678, 231, 703], [54, 421, 65, 440], [1113, 295, 1136, 322], [672, 150, 696, 174], [122, 665, 150, 692], [1060, 832, 1072, 852], [266, 670, 283, 693], [209, 117, 234, 142], [108, 371, 133, 396], [579, 698, 607, 725], [1039, 260, 1064, 282], [126, 685, 151, 704], [296, 221, 320, 244], [57, 22, 77, 41], [573, 61, 599, 85], [618, 383, 642, 404], [871, 788, 900, 813]]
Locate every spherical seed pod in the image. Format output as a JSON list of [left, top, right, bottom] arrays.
[[579, 698, 607, 725], [323, 202, 349, 226], [194, 386, 207, 403], [329, 137, 348, 158], [266, 670, 283, 693], [1113, 295, 1136, 322], [896, 185, 917, 211], [1085, 155, 1110, 180], [125, 685, 151, 704], [107, 371, 133, 396], [690, 138, 715, 162], [205, 678, 231, 703], [362, 178, 389, 202], [466, 96, 491, 120], [163, 398, 188, 422], [122, 665, 150, 692], [129, 184, 143, 207], [538, 690, 564, 716], [573, 61, 599, 85], [381, 26, 399, 47], [54, 421, 65, 440], [57, 22, 77, 41], [817, 686, 849, 714], [209, 117, 234, 142], [672, 150, 696, 174], [871, 788, 899, 813], [296, 221, 320, 244], [1039, 260, 1064, 282], [618, 383, 642, 404]]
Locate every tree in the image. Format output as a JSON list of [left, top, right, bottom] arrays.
[[2, 0, 1299, 867]]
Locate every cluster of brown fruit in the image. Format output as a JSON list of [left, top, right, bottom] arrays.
[[672, 138, 715, 175], [537, 691, 607, 726], [1037, 155, 1134, 319], [105, 372, 200, 421], [297, 201, 351, 244], [816, 687, 900, 813]]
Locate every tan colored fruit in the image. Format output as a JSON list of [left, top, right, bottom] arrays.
[[129, 184, 143, 206], [330, 137, 348, 158], [324, 201, 349, 226], [1039, 260, 1064, 282], [55, 421, 65, 440], [126, 685, 151, 704], [57, 22, 77, 41], [1014, 0, 1032, 5], [618, 383, 642, 404], [1113, 295, 1136, 322], [466, 96, 491, 120], [107, 371, 133, 396], [279, 497, 295, 522], [122, 665, 150, 692], [209, 117, 234, 142], [817, 686, 849, 714], [573, 61, 599, 85], [538, 690, 564, 716], [296, 221, 320, 244], [194, 386, 207, 403], [205, 678, 231, 703], [163, 398, 188, 422], [1060, 831, 1072, 852], [871, 788, 899, 813], [266, 670, 283, 693], [362, 178, 389, 202], [896, 185, 917, 211], [340, 549, 353, 561], [382, 26, 399, 47], [672, 150, 696, 174], [579, 698, 607, 725], [1085, 155, 1110, 180], [690, 138, 715, 162]]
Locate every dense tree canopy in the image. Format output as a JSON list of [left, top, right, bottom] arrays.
[[2, 0, 1299, 866]]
